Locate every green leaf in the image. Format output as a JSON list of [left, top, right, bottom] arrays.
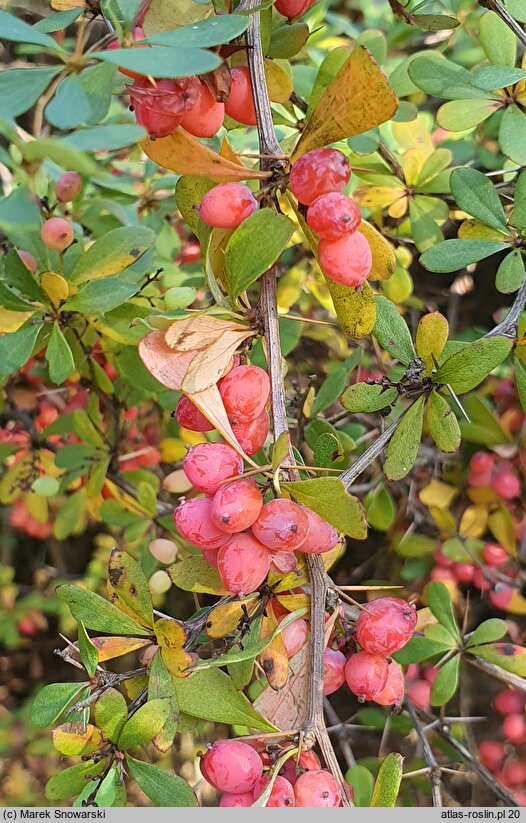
[[108, 548, 154, 628], [125, 756, 198, 807], [63, 277, 140, 314], [313, 432, 341, 467], [168, 556, 228, 596], [0, 323, 43, 378], [437, 99, 499, 131], [0, 67, 61, 120], [147, 14, 248, 47], [53, 488, 87, 540], [56, 583, 151, 636], [34, 8, 83, 31], [503, 0, 526, 22], [364, 485, 396, 532], [408, 55, 490, 100], [471, 65, 526, 91], [92, 46, 221, 78], [430, 655, 460, 706], [515, 358, 526, 417], [29, 683, 86, 729], [426, 581, 460, 640], [23, 138, 97, 176], [281, 477, 367, 539], [118, 699, 170, 750], [47, 323, 75, 385], [459, 393, 510, 446], [78, 622, 98, 678], [466, 618, 508, 648], [499, 105, 526, 165], [426, 391, 461, 453], [370, 753, 403, 807], [511, 170, 526, 230], [468, 643, 526, 676], [173, 668, 278, 732], [345, 764, 375, 807], [224, 211, 295, 299], [148, 651, 179, 751], [64, 124, 146, 152], [383, 397, 425, 481], [94, 766, 119, 807], [0, 282, 37, 311], [373, 296, 416, 365], [46, 63, 117, 129], [480, 11, 516, 68], [421, 239, 508, 273], [176, 175, 214, 245], [341, 383, 398, 414], [71, 226, 155, 284], [32, 476, 60, 497], [94, 689, 128, 744], [45, 760, 106, 801], [5, 249, 46, 303], [412, 14, 459, 30], [434, 336, 513, 395], [393, 635, 454, 665], [268, 21, 310, 58], [450, 168, 508, 232], [311, 350, 361, 416], [0, 9, 64, 50], [495, 250, 524, 294], [0, 189, 42, 234], [409, 197, 443, 253]]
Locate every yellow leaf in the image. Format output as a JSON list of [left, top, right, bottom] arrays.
[[419, 480, 457, 509], [459, 505, 488, 538], [504, 591, 526, 616], [41, 271, 69, 306], [360, 221, 397, 282], [187, 384, 258, 466], [53, 724, 104, 757], [415, 312, 449, 371], [276, 593, 311, 614], [23, 492, 48, 524], [141, 130, 269, 182], [258, 632, 290, 691], [0, 309, 33, 333], [143, 0, 213, 35], [155, 617, 194, 677], [467, 486, 500, 505], [51, 0, 87, 8], [428, 505, 457, 536], [354, 185, 405, 212], [292, 47, 398, 159], [102, 480, 152, 518], [392, 117, 434, 157], [327, 279, 377, 338], [205, 598, 258, 638], [402, 149, 426, 186], [91, 636, 151, 662], [219, 136, 244, 165], [458, 219, 509, 241], [387, 195, 409, 219], [488, 506, 516, 556], [159, 438, 188, 463]]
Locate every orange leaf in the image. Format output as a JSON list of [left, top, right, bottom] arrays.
[[182, 330, 254, 393], [91, 636, 151, 662], [164, 315, 249, 351], [138, 331, 196, 391]]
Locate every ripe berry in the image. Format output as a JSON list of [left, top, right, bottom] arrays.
[[40, 217, 74, 251], [199, 183, 258, 230], [323, 648, 347, 696], [251, 498, 309, 552], [491, 468, 521, 499], [470, 451, 495, 475], [503, 759, 526, 787], [219, 792, 253, 807], [430, 566, 456, 583], [210, 478, 263, 533], [231, 410, 269, 455], [490, 584, 514, 610], [130, 78, 186, 138], [55, 172, 82, 202], [344, 651, 389, 701], [294, 769, 342, 807], [149, 538, 178, 564], [453, 563, 476, 584], [503, 713, 526, 745], [374, 659, 405, 707], [483, 543, 509, 566], [307, 193, 361, 240], [355, 597, 417, 656], [224, 66, 257, 126], [16, 250, 37, 273], [468, 470, 493, 488], [219, 365, 270, 424], [289, 148, 351, 206], [406, 679, 431, 711], [478, 740, 505, 772], [175, 396, 214, 432], [217, 533, 270, 595], [274, 0, 315, 19], [174, 497, 230, 550], [297, 508, 339, 554], [281, 617, 309, 657], [181, 81, 225, 138], [200, 740, 263, 793], [494, 690, 526, 715], [253, 775, 295, 807], [318, 232, 372, 287], [182, 442, 242, 495], [433, 547, 454, 568], [422, 665, 439, 685], [472, 567, 490, 591]]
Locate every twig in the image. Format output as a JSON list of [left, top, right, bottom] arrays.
[[339, 415, 404, 489], [478, 0, 526, 47], [464, 654, 526, 692], [485, 275, 526, 339], [406, 701, 443, 807]]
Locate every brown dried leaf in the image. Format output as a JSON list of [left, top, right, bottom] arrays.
[[182, 330, 254, 393], [164, 315, 248, 351], [138, 331, 196, 391], [187, 384, 258, 466], [253, 644, 309, 730], [201, 63, 232, 103]]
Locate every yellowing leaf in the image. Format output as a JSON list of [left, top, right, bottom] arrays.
[[165, 315, 247, 351], [258, 630, 290, 691], [182, 330, 253, 393], [488, 506, 516, 555], [292, 47, 398, 159], [504, 591, 526, 616], [458, 219, 508, 242], [41, 272, 70, 306], [143, 0, 213, 35], [206, 599, 258, 638], [459, 505, 488, 538], [0, 309, 34, 333], [415, 312, 449, 370], [419, 480, 458, 509], [53, 723, 104, 757], [90, 636, 151, 662], [155, 618, 194, 678], [360, 221, 397, 282], [392, 117, 434, 157], [428, 506, 457, 536], [354, 185, 405, 212], [327, 279, 376, 338]]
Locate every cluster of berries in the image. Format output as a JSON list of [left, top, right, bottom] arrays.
[[468, 451, 521, 500], [30, 171, 83, 255], [200, 739, 342, 807], [478, 689, 526, 803], [431, 541, 517, 610]]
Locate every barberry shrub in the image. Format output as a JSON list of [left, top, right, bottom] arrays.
[[1, 0, 526, 811]]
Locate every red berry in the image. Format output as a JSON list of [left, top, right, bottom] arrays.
[[491, 469, 521, 499], [231, 410, 269, 455], [181, 82, 224, 137], [299, 750, 321, 771], [281, 617, 309, 657], [344, 651, 389, 701], [200, 740, 263, 793], [297, 508, 339, 554], [323, 648, 347, 696], [422, 665, 438, 685], [55, 172, 82, 202], [503, 759, 526, 787], [478, 740, 505, 772], [210, 478, 263, 533], [41, 217, 74, 251], [175, 396, 214, 432], [307, 193, 361, 240], [468, 470, 492, 488], [289, 148, 350, 206], [470, 451, 495, 475], [219, 792, 253, 807], [503, 713, 526, 745], [495, 690, 526, 715], [130, 78, 186, 138], [433, 547, 454, 568], [318, 232, 372, 287], [490, 584, 514, 609], [253, 775, 295, 807], [453, 563, 476, 584], [220, 365, 270, 424], [217, 533, 270, 595], [16, 250, 37, 273], [199, 183, 258, 230], [483, 543, 509, 566], [294, 769, 342, 807], [405, 664, 419, 681], [430, 566, 456, 583], [355, 597, 417, 656], [472, 566, 490, 591], [274, 0, 315, 18], [182, 442, 242, 495], [201, 545, 220, 568], [374, 660, 405, 707], [174, 497, 230, 551], [224, 66, 256, 126], [251, 498, 309, 552], [406, 679, 431, 711]]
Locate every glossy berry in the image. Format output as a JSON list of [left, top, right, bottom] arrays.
[[297, 508, 339, 554], [200, 740, 263, 793], [174, 497, 230, 551], [374, 660, 405, 707], [494, 689, 526, 715], [490, 584, 514, 609], [16, 250, 37, 273], [175, 395, 213, 432], [491, 469, 521, 499], [41, 217, 74, 251], [130, 78, 186, 138], [251, 498, 309, 552], [281, 617, 309, 657], [478, 740, 505, 772], [181, 82, 224, 138], [274, 0, 315, 18], [224, 66, 257, 126], [199, 183, 258, 230], [470, 451, 495, 475], [344, 651, 389, 702], [253, 775, 295, 807], [217, 533, 270, 595], [294, 769, 341, 807], [149, 538, 178, 564], [55, 172, 82, 202], [182, 442, 242, 495], [231, 410, 269, 455], [307, 193, 361, 240], [219, 365, 270, 423], [318, 232, 372, 287], [210, 478, 263, 533], [289, 148, 350, 206], [483, 543, 509, 566], [503, 713, 526, 745], [219, 792, 253, 807], [323, 648, 347, 696], [355, 597, 417, 656], [406, 679, 431, 711], [453, 563, 476, 584]]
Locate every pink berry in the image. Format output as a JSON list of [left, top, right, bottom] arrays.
[[130, 78, 187, 138], [422, 665, 439, 685], [323, 648, 347, 696], [407, 679, 431, 711], [217, 533, 270, 595], [16, 250, 37, 273], [344, 651, 389, 701], [491, 469, 521, 499], [453, 563, 476, 584], [289, 148, 351, 206], [470, 451, 495, 475], [55, 172, 82, 202], [253, 775, 295, 807], [494, 690, 526, 715], [490, 584, 514, 610], [210, 478, 263, 533], [224, 66, 256, 126], [198, 183, 258, 230], [483, 543, 509, 566], [478, 740, 505, 772], [297, 508, 339, 554], [219, 792, 253, 807], [503, 759, 526, 787], [275, 0, 315, 18], [405, 664, 420, 681], [503, 713, 526, 745], [175, 396, 214, 432], [468, 470, 492, 488], [318, 232, 372, 287], [251, 498, 309, 552], [174, 497, 229, 551], [231, 410, 269, 455], [434, 547, 454, 568], [299, 750, 321, 770], [182, 442, 242, 495], [294, 769, 342, 807], [40, 217, 74, 251], [281, 617, 309, 657], [307, 193, 361, 240], [374, 660, 405, 707], [107, 26, 147, 79], [472, 567, 490, 591], [430, 566, 456, 583], [219, 365, 270, 423], [181, 82, 224, 138], [200, 740, 263, 793], [355, 597, 417, 656]]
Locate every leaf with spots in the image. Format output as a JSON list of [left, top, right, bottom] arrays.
[[70, 227, 155, 284], [107, 549, 154, 629], [56, 584, 151, 636], [155, 617, 195, 678], [467, 643, 526, 677]]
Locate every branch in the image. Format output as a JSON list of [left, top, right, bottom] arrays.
[[464, 653, 526, 692], [478, 0, 526, 47], [485, 274, 526, 339], [406, 700, 443, 807], [339, 415, 404, 489]]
